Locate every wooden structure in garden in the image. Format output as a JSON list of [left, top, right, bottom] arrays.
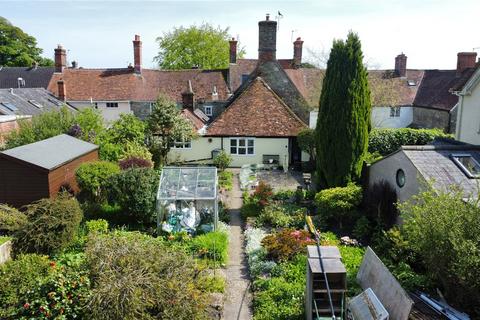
[[306, 245, 347, 320], [0, 134, 98, 208]]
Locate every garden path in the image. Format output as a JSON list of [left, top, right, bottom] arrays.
[[223, 171, 253, 320]]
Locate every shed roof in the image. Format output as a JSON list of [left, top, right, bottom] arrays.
[[1, 134, 98, 171]]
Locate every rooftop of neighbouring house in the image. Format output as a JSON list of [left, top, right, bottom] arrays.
[[0, 66, 55, 89], [0, 134, 98, 171], [0, 88, 75, 116]]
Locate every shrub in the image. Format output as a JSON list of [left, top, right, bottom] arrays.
[[191, 231, 229, 265], [245, 227, 277, 278], [256, 203, 306, 229], [297, 127, 316, 165], [85, 231, 208, 319], [107, 168, 159, 224], [85, 219, 109, 234], [213, 150, 232, 171], [76, 161, 120, 202], [368, 128, 452, 156], [273, 189, 295, 201], [315, 183, 362, 228], [241, 192, 262, 219], [339, 245, 365, 296], [262, 229, 314, 262], [118, 156, 153, 170], [400, 188, 480, 314], [0, 204, 27, 235], [218, 170, 233, 191], [119, 141, 152, 161], [253, 181, 274, 207], [13, 193, 83, 255]]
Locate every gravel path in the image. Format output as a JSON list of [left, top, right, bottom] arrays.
[[223, 172, 253, 320]]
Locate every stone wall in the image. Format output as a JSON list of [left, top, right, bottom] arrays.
[[412, 107, 450, 132]]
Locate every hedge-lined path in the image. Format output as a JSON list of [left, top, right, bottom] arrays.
[[223, 171, 253, 320]]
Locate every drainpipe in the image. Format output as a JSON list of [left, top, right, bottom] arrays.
[[453, 91, 464, 139]]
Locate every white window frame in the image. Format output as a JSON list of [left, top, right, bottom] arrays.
[[451, 153, 480, 178], [390, 106, 401, 117], [204, 105, 213, 116], [106, 102, 119, 108], [230, 137, 255, 156], [171, 139, 192, 149]]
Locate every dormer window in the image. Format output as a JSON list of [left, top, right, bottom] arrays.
[[451, 154, 480, 178], [204, 105, 213, 116]]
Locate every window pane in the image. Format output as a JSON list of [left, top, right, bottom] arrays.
[[230, 139, 237, 147], [239, 147, 246, 155], [248, 147, 254, 154], [230, 147, 237, 154], [248, 139, 254, 146], [390, 107, 395, 117], [239, 139, 246, 147]]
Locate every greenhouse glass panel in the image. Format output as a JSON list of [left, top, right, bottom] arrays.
[[156, 167, 218, 234]]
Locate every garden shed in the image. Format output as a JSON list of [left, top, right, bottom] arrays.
[[156, 167, 218, 234], [0, 134, 98, 208]]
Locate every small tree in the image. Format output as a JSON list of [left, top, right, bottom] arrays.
[[108, 113, 146, 145], [297, 128, 316, 164], [213, 150, 232, 171], [76, 161, 120, 203], [147, 94, 196, 166]]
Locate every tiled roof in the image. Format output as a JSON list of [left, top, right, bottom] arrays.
[[0, 88, 75, 116], [48, 68, 230, 103], [401, 144, 480, 199], [206, 77, 306, 137], [181, 108, 205, 131], [413, 70, 459, 111], [449, 67, 478, 92], [0, 66, 55, 89]]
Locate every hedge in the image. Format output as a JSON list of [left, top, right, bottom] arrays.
[[368, 128, 452, 156]]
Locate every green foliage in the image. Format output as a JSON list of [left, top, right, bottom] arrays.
[[85, 231, 208, 319], [241, 192, 262, 219], [368, 128, 452, 156], [155, 22, 245, 70], [0, 17, 53, 66], [253, 181, 274, 207], [253, 255, 306, 320], [213, 150, 232, 171], [316, 32, 371, 188], [0, 204, 27, 235], [107, 168, 159, 224], [256, 203, 306, 229], [297, 128, 316, 163], [262, 229, 314, 262], [315, 183, 362, 227], [218, 170, 233, 191], [13, 194, 83, 255], [191, 231, 229, 265], [400, 188, 480, 313], [108, 113, 146, 145], [0, 235, 10, 245], [75, 161, 120, 203], [4, 107, 75, 149], [197, 274, 226, 293], [364, 151, 382, 164], [73, 108, 105, 142], [119, 141, 152, 161], [146, 94, 196, 166], [85, 219, 109, 234], [339, 245, 365, 296]]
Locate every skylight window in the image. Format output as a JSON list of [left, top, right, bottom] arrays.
[[407, 80, 416, 86], [1, 102, 18, 112], [451, 154, 480, 178], [48, 98, 63, 106], [29, 100, 43, 109]]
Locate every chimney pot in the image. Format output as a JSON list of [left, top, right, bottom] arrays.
[[395, 53, 407, 77], [229, 37, 238, 64], [293, 37, 304, 69], [57, 80, 66, 101], [132, 35, 142, 74], [54, 45, 67, 73], [456, 52, 477, 76], [258, 15, 277, 64]]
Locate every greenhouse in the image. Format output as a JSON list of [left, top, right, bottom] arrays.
[[156, 166, 218, 234]]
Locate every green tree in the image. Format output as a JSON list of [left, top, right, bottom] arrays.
[[0, 17, 53, 67], [297, 128, 316, 164], [146, 94, 196, 166], [108, 113, 146, 145], [155, 23, 245, 70], [316, 32, 371, 188]]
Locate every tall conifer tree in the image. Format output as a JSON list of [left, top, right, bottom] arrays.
[[316, 32, 371, 188]]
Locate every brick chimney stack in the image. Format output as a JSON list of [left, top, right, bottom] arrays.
[[229, 38, 238, 64], [133, 35, 142, 74], [395, 53, 407, 77], [456, 52, 477, 76], [258, 14, 277, 64], [293, 37, 304, 68], [182, 80, 195, 110], [57, 80, 66, 101], [54, 45, 66, 73]]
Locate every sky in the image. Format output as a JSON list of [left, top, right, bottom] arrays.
[[2, 0, 479, 70]]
